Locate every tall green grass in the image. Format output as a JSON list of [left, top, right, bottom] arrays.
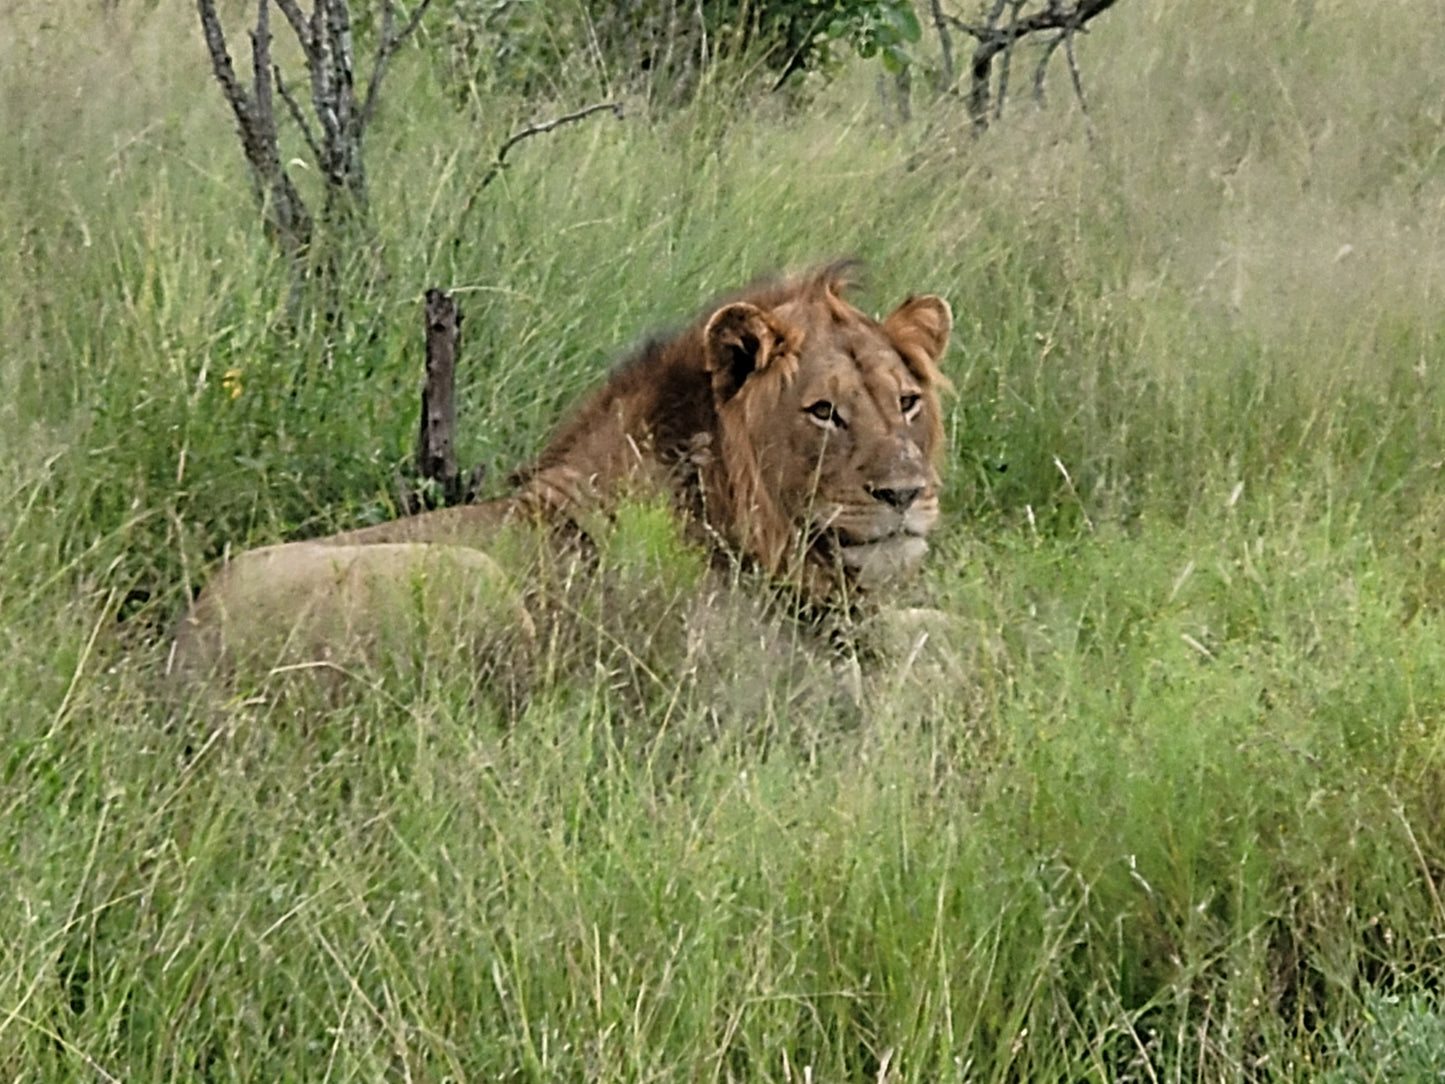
[[4, 0, 1445, 1078]]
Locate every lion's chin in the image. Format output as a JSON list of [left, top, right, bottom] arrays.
[[836, 534, 930, 588]]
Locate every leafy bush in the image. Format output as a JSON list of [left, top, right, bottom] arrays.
[[431, 0, 921, 100]]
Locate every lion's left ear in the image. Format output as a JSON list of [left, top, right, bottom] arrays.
[[884, 295, 952, 377], [704, 302, 796, 403]]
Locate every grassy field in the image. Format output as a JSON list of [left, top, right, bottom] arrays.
[[4, 0, 1445, 1079]]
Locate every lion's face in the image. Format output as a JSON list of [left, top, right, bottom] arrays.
[[703, 285, 952, 592]]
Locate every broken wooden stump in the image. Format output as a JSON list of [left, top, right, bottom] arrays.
[[400, 287, 485, 513]]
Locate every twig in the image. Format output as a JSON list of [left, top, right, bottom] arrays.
[[275, 64, 323, 164], [361, 0, 435, 129], [993, 0, 1027, 122], [1063, 23, 1091, 116], [461, 101, 625, 218], [946, 0, 1121, 132], [1032, 31, 1066, 103], [928, 0, 955, 89], [492, 101, 625, 179]]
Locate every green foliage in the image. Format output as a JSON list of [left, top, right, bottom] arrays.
[[6, 0, 1445, 1079], [429, 0, 922, 99], [823, 0, 922, 74], [737, 0, 923, 79]]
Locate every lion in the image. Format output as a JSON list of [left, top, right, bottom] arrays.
[[173, 264, 952, 686]]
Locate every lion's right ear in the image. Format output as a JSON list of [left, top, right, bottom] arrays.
[[704, 303, 795, 403], [884, 295, 952, 365]]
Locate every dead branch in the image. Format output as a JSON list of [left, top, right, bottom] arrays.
[[1063, 24, 1091, 116], [942, 0, 1121, 133], [196, 0, 434, 271], [460, 101, 625, 221], [197, 0, 313, 259], [992, 0, 1027, 124], [274, 65, 322, 164], [362, 0, 434, 129], [489, 101, 626, 185], [928, 0, 955, 89], [273, 0, 309, 48], [1032, 31, 1065, 104]]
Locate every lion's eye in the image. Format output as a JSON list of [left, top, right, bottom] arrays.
[[805, 400, 844, 428], [900, 393, 922, 419]]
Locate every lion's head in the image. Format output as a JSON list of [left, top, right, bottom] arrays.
[[698, 268, 952, 596]]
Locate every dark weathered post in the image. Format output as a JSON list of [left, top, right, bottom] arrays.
[[416, 288, 463, 506]]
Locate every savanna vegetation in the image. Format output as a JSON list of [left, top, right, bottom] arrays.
[[4, 0, 1445, 1079]]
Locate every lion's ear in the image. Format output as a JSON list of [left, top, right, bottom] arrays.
[[704, 302, 792, 402], [884, 295, 953, 368]]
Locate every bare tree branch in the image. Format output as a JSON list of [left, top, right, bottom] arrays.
[[493, 100, 626, 171], [362, 0, 397, 131], [394, 0, 433, 41], [308, 0, 353, 200], [273, 0, 311, 56], [198, 0, 434, 303], [994, 0, 1027, 122], [473, 101, 621, 199], [197, 0, 253, 125], [361, 0, 436, 130], [247, 0, 271, 125], [275, 64, 323, 164], [928, 0, 955, 90], [944, 0, 1121, 132], [1033, 30, 1066, 104], [1063, 23, 1090, 115], [197, 0, 312, 258], [249, 0, 276, 153], [415, 287, 463, 508], [461, 101, 625, 220]]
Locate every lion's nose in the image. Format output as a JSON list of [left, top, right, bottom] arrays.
[[867, 483, 922, 510]]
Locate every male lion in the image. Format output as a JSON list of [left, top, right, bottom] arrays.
[[173, 264, 952, 683]]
